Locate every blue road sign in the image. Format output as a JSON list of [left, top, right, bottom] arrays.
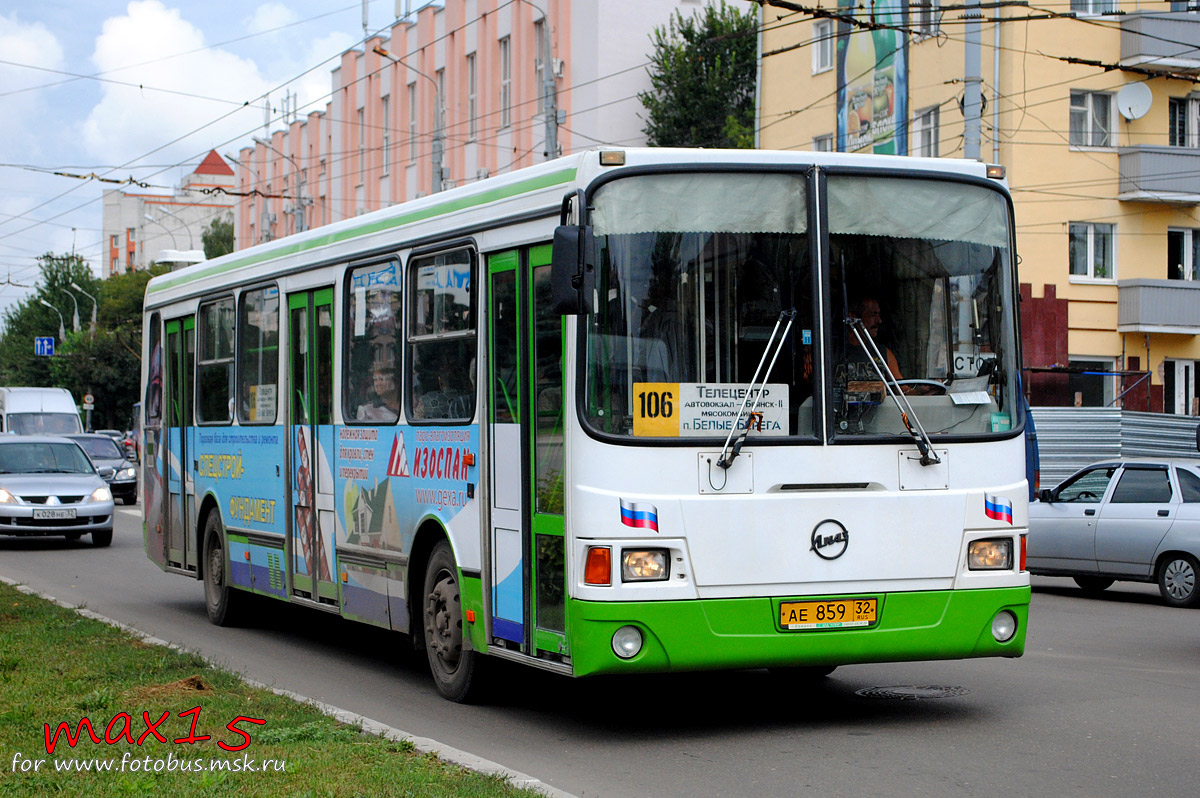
[[34, 336, 54, 357]]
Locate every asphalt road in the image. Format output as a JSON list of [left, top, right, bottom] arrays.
[[2, 509, 1199, 797]]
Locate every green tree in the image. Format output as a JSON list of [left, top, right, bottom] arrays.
[[202, 213, 234, 259], [638, 1, 758, 148], [0, 253, 97, 388]]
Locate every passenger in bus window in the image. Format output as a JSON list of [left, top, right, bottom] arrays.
[[847, 296, 903, 380], [413, 355, 471, 420], [357, 364, 399, 421]]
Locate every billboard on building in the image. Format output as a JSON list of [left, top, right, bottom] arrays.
[[836, 0, 908, 155]]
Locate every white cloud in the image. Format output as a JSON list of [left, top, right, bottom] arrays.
[[0, 13, 65, 155], [244, 3, 298, 35], [81, 1, 272, 168]]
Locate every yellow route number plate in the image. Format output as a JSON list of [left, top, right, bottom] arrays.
[[779, 598, 877, 631]]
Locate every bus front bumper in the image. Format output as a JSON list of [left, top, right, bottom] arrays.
[[566, 586, 1030, 677]]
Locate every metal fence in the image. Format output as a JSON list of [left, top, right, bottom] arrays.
[[1031, 407, 1200, 487]]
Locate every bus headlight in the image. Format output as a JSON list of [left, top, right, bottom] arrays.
[[992, 611, 1017, 642], [611, 625, 643, 659], [621, 549, 669, 582], [88, 486, 112, 503], [968, 538, 1013, 570]]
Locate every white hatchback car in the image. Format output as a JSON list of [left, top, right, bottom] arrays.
[[0, 435, 115, 546], [1028, 459, 1200, 608]]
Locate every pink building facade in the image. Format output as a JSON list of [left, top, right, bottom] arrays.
[[234, 0, 716, 248]]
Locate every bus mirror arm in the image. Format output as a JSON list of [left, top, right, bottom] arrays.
[[551, 224, 595, 316]]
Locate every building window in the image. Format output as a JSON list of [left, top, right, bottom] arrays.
[[408, 83, 417, 161], [1070, 90, 1112, 147], [1169, 96, 1199, 147], [499, 36, 511, 129], [111, 257, 119, 274], [1168, 228, 1200, 280], [535, 19, 546, 113], [127, 227, 135, 242], [812, 20, 834, 74], [912, 106, 940, 157], [1164, 359, 1200, 415], [467, 53, 477, 140], [1070, 0, 1117, 14], [914, 1, 939, 36], [381, 95, 390, 175], [1069, 222, 1115, 280], [1068, 358, 1115, 407], [812, 134, 834, 152], [111, 235, 119, 248]]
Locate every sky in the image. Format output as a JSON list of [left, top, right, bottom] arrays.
[[0, 0, 423, 319]]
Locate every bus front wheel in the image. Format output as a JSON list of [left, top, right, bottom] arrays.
[[422, 540, 484, 702], [203, 512, 245, 626]]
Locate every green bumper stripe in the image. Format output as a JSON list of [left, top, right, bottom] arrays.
[[567, 587, 1030, 677], [148, 167, 577, 295]]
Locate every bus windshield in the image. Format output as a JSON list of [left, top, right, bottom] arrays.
[[583, 170, 1018, 441]]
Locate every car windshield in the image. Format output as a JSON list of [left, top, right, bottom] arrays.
[[0, 442, 94, 474], [582, 170, 1019, 441], [71, 436, 124, 460], [8, 413, 80, 435]]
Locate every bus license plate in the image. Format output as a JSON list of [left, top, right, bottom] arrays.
[[779, 598, 877, 631], [33, 508, 76, 520]]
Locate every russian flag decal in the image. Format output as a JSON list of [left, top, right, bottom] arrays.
[[620, 499, 659, 532], [984, 494, 1013, 524]]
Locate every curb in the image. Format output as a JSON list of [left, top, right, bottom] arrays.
[[0, 575, 577, 798]]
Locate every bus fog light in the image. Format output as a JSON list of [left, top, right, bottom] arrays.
[[621, 549, 669, 582], [611, 625, 643, 659], [991, 611, 1017, 642], [968, 538, 1012, 570]]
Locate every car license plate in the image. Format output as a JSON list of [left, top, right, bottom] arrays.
[[779, 598, 877, 630], [33, 508, 76, 520]]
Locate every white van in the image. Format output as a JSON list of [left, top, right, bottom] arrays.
[[0, 387, 83, 435]]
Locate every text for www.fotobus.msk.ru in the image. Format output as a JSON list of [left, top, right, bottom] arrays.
[[9, 705, 286, 775]]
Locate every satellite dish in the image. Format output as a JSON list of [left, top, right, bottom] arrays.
[[1116, 83, 1152, 121]]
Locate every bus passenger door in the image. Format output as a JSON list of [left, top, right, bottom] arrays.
[[164, 317, 197, 571], [287, 288, 337, 604], [486, 246, 567, 659]]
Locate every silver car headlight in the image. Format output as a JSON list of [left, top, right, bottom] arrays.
[[0, 488, 18, 504], [117, 468, 136, 480], [88, 486, 112, 503]]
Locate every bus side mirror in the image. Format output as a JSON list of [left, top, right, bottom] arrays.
[[1037, 488, 1053, 504], [551, 225, 595, 316]]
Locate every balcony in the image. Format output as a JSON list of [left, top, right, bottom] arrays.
[[1117, 279, 1200, 334], [1121, 12, 1200, 73], [1118, 146, 1200, 204]]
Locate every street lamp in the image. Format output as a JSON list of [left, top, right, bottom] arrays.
[[153, 205, 195, 249], [59, 288, 81, 333], [39, 299, 66, 341], [144, 213, 178, 248], [373, 45, 444, 193], [70, 281, 98, 337], [253, 137, 309, 233]]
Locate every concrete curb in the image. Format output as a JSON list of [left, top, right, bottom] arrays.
[[0, 576, 577, 798]]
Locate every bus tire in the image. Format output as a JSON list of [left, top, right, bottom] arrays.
[[91, 528, 112, 547], [203, 511, 245, 626], [422, 540, 485, 702]]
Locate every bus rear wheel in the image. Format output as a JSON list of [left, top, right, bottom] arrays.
[[203, 512, 245, 626], [422, 540, 484, 702]]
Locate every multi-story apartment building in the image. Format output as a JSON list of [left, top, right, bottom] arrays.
[[758, 2, 1200, 414], [100, 150, 235, 275], [234, 0, 724, 247]]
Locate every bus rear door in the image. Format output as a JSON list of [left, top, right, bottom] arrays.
[[164, 316, 197, 571]]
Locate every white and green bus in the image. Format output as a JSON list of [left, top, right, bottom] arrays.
[[141, 148, 1030, 701]]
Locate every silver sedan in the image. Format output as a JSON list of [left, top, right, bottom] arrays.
[[0, 435, 115, 546], [1028, 459, 1200, 607]]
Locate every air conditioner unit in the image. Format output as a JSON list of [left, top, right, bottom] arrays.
[[476, 168, 490, 180]]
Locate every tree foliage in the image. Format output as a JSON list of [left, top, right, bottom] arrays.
[[638, 1, 758, 148], [0, 254, 165, 430], [202, 213, 235, 260]]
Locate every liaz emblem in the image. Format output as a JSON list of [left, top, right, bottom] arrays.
[[810, 519, 849, 561]]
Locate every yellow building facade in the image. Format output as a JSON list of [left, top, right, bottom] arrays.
[[759, 2, 1200, 413]]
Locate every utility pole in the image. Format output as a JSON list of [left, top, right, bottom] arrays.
[[254, 137, 309, 232], [373, 45, 444, 193], [963, 0, 983, 161], [522, 0, 559, 160]]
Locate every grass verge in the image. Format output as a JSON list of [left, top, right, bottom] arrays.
[[0, 581, 541, 797]]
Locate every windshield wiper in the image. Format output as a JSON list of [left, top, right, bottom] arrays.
[[846, 317, 941, 466], [717, 309, 796, 470]]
